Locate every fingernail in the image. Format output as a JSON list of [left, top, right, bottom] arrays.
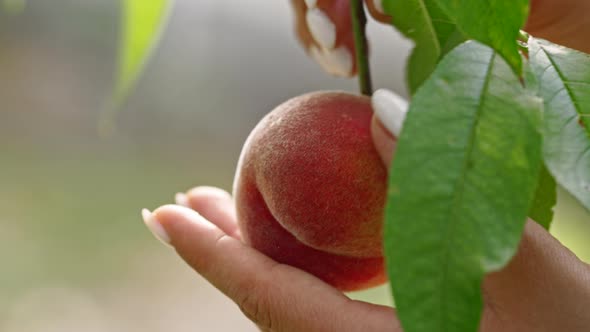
[[175, 192, 189, 207], [372, 89, 409, 137], [372, 0, 385, 15], [324, 47, 353, 77], [142, 208, 172, 246], [304, 0, 317, 8], [306, 8, 336, 50], [310, 46, 353, 77]]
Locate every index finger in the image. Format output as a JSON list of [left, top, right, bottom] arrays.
[[146, 205, 401, 332]]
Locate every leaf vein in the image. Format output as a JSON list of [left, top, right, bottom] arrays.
[[439, 50, 496, 330], [416, 0, 441, 57], [541, 45, 586, 128]]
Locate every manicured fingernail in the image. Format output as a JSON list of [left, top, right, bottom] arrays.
[[372, 89, 409, 137], [324, 46, 353, 77], [304, 0, 317, 8], [306, 8, 336, 50], [310, 46, 353, 77], [175, 192, 189, 207], [372, 0, 385, 14], [142, 208, 172, 246]]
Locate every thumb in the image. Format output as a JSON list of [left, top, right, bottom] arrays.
[[370, 89, 409, 168]]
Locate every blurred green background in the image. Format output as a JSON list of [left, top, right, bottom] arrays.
[[1, 1, 588, 331]]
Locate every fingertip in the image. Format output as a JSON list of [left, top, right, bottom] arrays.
[[152, 204, 217, 237], [184, 186, 235, 218], [295, 0, 357, 77], [371, 115, 396, 169], [186, 186, 232, 202], [309, 45, 354, 77], [153, 203, 203, 222], [371, 88, 408, 138], [304, 0, 317, 8], [370, 89, 408, 168], [183, 186, 241, 239], [306, 7, 337, 49], [142, 207, 172, 247], [175, 192, 189, 207]]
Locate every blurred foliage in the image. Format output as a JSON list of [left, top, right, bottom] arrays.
[[115, 0, 172, 100], [1, 0, 26, 14], [100, 0, 173, 136]]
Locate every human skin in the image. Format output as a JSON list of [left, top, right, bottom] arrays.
[[525, 0, 590, 54], [141, 1, 590, 331], [293, 0, 590, 77]]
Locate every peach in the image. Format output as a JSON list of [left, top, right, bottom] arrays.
[[233, 91, 388, 291]]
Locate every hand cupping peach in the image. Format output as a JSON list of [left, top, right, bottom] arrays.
[[232, 91, 388, 291]]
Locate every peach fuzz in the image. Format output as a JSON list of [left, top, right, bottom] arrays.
[[233, 91, 387, 291]]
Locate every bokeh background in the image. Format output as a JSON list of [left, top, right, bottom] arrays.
[[1, 1, 589, 331]]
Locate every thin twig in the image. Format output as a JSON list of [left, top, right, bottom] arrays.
[[350, 0, 373, 96]]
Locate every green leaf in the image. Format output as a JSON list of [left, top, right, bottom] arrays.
[[434, 0, 529, 76], [528, 38, 590, 213], [384, 41, 543, 332], [100, 0, 173, 136], [523, 58, 556, 230], [528, 163, 557, 229], [381, 0, 465, 94], [115, 0, 172, 101]]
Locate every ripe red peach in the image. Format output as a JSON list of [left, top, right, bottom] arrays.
[[233, 91, 387, 291]]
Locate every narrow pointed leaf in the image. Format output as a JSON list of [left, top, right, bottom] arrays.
[[115, 0, 173, 101], [529, 38, 590, 212], [99, 0, 173, 136], [381, 0, 464, 93], [434, 0, 528, 75], [384, 41, 543, 332]]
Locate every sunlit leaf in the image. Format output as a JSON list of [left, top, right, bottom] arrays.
[[523, 58, 557, 229], [116, 0, 172, 101], [434, 0, 529, 76], [100, 0, 173, 136], [384, 41, 543, 332], [529, 38, 590, 213], [381, 0, 464, 93]]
